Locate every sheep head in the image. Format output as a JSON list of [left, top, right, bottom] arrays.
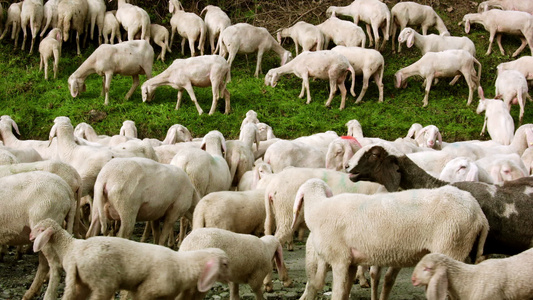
[[394, 71, 407, 89], [68, 76, 86, 98], [411, 253, 449, 300], [264, 70, 280, 87], [398, 28, 415, 48], [141, 84, 156, 102]]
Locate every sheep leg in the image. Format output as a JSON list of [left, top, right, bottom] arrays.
[[462, 70, 476, 106], [375, 71, 384, 103], [300, 254, 328, 299], [21, 24, 28, 51], [379, 267, 401, 300], [103, 73, 114, 105], [223, 88, 231, 114], [369, 265, 382, 300], [325, 76, 339, 108], [331, 262, 351, 300], [356, 73, 371, 104], [481, 116, 488, 136], [422, 74, 434, 107], [336, 78, 348, 110], [344, 265, 358, 296], [365, 23, 374, 48], [76, 31, 81, 56], [53, 48, 59, 79], [181, 37, 186, 56], [355, 265, 370, 288], [254, 50, 265, 77], [512, 36, 529, 58], [449, 75, 461, 86], [188, 37, 196, 57], [486, 30, 496, 55], [125, 75, 140, 100], [176, 90, 183, 110], [184, 83, 204, 115], [208, 84, 220, 115], [22, 253, 49, 300], [229, 282, 240, 300], [496, 34, 506, 56]]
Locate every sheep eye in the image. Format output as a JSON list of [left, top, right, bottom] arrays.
[[423, 267, 432, 271]]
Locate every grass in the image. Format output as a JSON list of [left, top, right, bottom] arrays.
[[0, 1, 531, 143]]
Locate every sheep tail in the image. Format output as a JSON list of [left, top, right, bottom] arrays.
[[87, 181, 107, 238], [264, 192, 275, 236], [214, 33, 224, 56], [198, 24, 206, 54], [472, 220, 489, 264], [384, 14, 391, 43]]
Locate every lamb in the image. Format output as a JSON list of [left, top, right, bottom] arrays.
[[0, 2, 22, 48], [411, 250, 533, 300], [102, 10, 122, 44], [326, 0, 390, 50], [68, 40, 154, 105], [293, 178, 488, 300], [325, 136, 362, 171], [20, 0, 44, 54], [394, 49, 481, 107], [346, 143, 533, 257], [218, 23, 293, 77], [461, 9, 533, 57], [476, 87, 515, 145], [494, 69, 531, 125], [114, 0, 150, 41], [141, 55, 230, 115], [390, 1, 449, 52], [397, 27, 476, 56], [179, 228, 292, 299], [148, 23, 172, 62], [169, 0, 206, 57], [39, 0, 59, 37], [277, 21, 324, 55], [30, 218, 230, 300], [330, 45, 384, 103], [406, 124, 443, 149], [478, 0, 533, 14], [264, 50, 355, 110], [316, 14, 366, 49], [496, 56, 533, 83], [200, 4, 231, 54], [38, 28, 62, 80], [56, 0, 88, 55]]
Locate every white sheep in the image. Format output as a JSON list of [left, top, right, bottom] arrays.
[[326, 0, 390, 50], [200, 4, 231, 54], [277, 21, 324, 55], [411, 250, 533, 300], [114, 0, 150, 41], [439, 157, 494, 183], [325, 136, 362, 171], [56, 0, 88, 55], [141, 55, 230, 115], [475, 153, 529, 183], [225, 123, 260, 186], [495, 69, 531, 125], [39, 0, 59, 37], [85, 0, 105, 44], [161, 124, 193, 145], [68, 40, 154, 105], [237, 161, 273, 191], [476, 87, 515, 145], [330, 45, 384, 103], [20, 0, 44, 54], [218, 22, 293, 78], [293, 178, 488, 299], [478, 0, 533, 14], [397, 27, 476, 56], [497, 56, 533, 83], [102, 10, 122, 44], [38, 28, 61, 80], [394, 49, 481, 107], [148, 23, 172, 62], [390, 1, 449, 52], [0, 115, 56, 160], [264, 140, 326, 172], [179, 228, 292, 299], [169, 0, 206, 57], [264, 50, 355, 110], [406, 124, 443, 149], [0, 2, 22, 48], [240, 109, 260, 131], [119, 120, 137, 138], [31, 218, 230, 300], [316, 13, 366, 49], [256, 122, 275, 141], [461, 9, 533, 57]]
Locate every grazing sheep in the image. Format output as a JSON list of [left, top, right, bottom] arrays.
[[169, 0, 206, 57], [277, 21, 324, 55], [496, 56, 533, 83], [161, 124, 193, 145], [495, 69, 531, 125], [316, 14, 367, 49], [141, 55, 230, 115], [200, 4, 231, 54], [148, 23, 172, 62], [0, 2, 22, 48], [179, 228, 292, 299], [264, 50, 355, 110], [68, 40, 154, 105], [330, 45, 384, 103], [56, 0, 88, 55], [394, 49, 481, 107], [38, 28, 62, 80], [397, 27, 476, 56], [31, 218, 230, 300], [102, 10, 122, 44], [475, 153, 529, 183], [20, 0, 44, 54], [476, 87, 515, 145], [326, 0, 390, 50], [346, 143, 533, 257], [461, 9, 533, 57], [390, 1, 449, 52], [114, 0, 150, 41], [412, 250, 533, 300], [293, 178, 488, 300], [218, 23, 293, 77]]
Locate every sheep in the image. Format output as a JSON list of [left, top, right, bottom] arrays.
[[179, 228, 292, 299], [478, 0, 533, 14], [114, 0, 150, 42], [316, 14, 366, 49], [394, 49, 481, 107], [225, 123, 260, 186], [30, 218, 231, 300], [495, 69, 531, 125], [0, 2, 22, 48], [68, 40, 154, 105], [141, 55, 230, 115], [277, 21, 324, 55], [461, 9, 533, 57], [330, 45, 384, 103], [411, 250, 533, 300], [161, 123, 193, 145], [497, 56, 533, 83], [169, 0, 206, 57], [200, 4, 231, 54], [257, 122, 275, 141], [85, 157, 199, 248], [240, 109, 260, 131], [118, 120, 137, 138], [102, 10, 122, 44], [293, 178, 488, 300], [263, 140, 326, 172], [0, 115, 56, 160], [56, 0, 88, 55], [439, 156, 494, 183], [346, 143, 533, 257], [237, 161, 273, 191], [84, 0, 105, 45], [0, 144, 42, 163], [20, 0, 44, 54], [406, 124, 443, 149], [148, 23, 172, 62], [326, 0, 390, 50], [397, 27, 476, 56], [39, 0, 59, 37], [475, 153, 529, 183], [476, 87, 515, 145], [264, 50, 356, 110], [38, 28, 62, 80], [390, 1, 449, 52], [73, 122, 112, 146], [325, 136, 362, 171], [0, 172, 76, 300], [218, 23, 293, 78]]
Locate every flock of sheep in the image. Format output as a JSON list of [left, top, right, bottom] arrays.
[[2, 0, 533, 299]]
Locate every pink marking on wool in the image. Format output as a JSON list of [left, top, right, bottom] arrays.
[[341, 136, 362, 148]]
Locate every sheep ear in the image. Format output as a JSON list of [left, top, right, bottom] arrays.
[[197, 257, 220, 293], [342, 145, 355, 170], [169, 1, 175, 13], [273, 244, 284, 272], [163, 128, 177, 145], [407, 32, 414, 48], [465, 20, 470, 33], [380, 156, 401, 192], [33, 228, 54, 252], [291, 193, 304, 231], [490, 166, 503, 183], [465, 163, 479, 181], [395, 73, 403, 89], [426, 266, 448, 300]]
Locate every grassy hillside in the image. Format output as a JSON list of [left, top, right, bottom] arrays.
[[0, 0, 530, 142]]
